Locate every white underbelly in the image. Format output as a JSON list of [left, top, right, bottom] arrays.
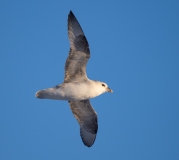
[[60, 82, 96, 100], [36, 80, 101, 101]]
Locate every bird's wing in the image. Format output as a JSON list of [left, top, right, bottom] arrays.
[[68, 100, 98, 147], [64, 11, 90, 82]]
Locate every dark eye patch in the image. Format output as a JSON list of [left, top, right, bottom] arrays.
[[102, 84, 105, 87]]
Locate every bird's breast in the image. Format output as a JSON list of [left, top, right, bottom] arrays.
[[61, 81, 99, 101]]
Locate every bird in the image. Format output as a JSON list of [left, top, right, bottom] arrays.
[[35, 10, 112, 147]]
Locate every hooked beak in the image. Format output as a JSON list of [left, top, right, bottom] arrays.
[[107, 87, 113, 93]]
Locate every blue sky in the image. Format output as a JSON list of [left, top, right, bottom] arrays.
[[0, 0, 179, 159]]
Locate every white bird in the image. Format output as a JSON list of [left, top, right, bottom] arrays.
[[35, 10, 112, 147]]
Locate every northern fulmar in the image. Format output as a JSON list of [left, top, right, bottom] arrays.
[[35, 10, 113, 147]]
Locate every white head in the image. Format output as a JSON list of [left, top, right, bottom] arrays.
[[95, 81, 113, 94]]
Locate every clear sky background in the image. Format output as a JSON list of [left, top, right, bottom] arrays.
[[1, 0, 179, 159]]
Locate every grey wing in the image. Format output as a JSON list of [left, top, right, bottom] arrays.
[[64, 11, 90, 82], [68, 100, 98, 147]]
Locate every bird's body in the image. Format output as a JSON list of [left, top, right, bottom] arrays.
[[35, 11, 112, 147], [36, 80, 109, 101]]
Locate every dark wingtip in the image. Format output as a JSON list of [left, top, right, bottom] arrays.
[[69, 10, 74, 17], [80, 127, 96, 147]]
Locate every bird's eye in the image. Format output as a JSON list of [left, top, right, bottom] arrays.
[[102, 84, 105, 87]]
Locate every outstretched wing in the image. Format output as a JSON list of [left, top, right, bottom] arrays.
[[68, 100, 98, 147], [64, 11, 90, 82]]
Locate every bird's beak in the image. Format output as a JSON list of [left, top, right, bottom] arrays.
[[107, 87, 113, 93]]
